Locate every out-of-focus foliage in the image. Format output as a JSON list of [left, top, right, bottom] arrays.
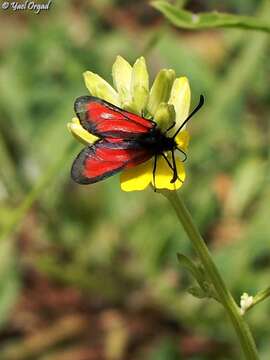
[[152, 1, 270, 32], [0, 0, 269, 359]]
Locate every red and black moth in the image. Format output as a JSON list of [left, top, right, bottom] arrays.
[[71, 95, 204, 187]]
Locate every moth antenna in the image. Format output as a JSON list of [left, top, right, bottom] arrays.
[[165, 121, 176, 133], [172, 95, 204, 140]]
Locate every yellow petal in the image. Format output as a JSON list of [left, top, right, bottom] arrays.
[[83, 71, 120, 106], [130, 57, 149, 114], [175, 130, 190, 151], [112, 56, 132, 105], [120, 160, 152, 192], [67, 117, 99, 145], [153, 156, 186, 190], [168, 77, 191, 131]]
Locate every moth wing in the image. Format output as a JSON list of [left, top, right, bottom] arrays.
[[74, 96, 155, 139], [71, 140, 153, 184]]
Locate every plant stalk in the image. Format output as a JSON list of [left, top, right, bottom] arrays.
[[247, 286, 270, 313], [162, 190, 259, 360]]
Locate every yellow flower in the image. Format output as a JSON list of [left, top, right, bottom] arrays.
[[68, 56, 192, 192], [67, 117, 99, 145]]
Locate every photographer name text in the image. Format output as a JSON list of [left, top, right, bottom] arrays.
[[2, 0, 52, 13]]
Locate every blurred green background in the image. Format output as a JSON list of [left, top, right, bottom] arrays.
[[0, 0, 269, 359]]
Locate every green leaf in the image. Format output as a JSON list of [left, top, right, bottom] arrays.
[[152, 1, 270, 32], [177, 253, 204, 285], [177, 253, 219, 301], [188, 285, 208, 299]]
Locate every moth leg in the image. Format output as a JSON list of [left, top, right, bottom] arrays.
[[176, 147, 187, 162], [161, 153, 174, 171], [152, 154, 158, 192], [170, 150, 183, 184], [161, 153, 183, 184]]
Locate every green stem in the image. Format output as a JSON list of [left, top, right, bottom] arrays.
[[247, 286, 270, 313], [162, 190, 259, 360]]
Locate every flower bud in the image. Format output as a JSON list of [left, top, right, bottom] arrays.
[[154, 102, 175, 132], [147, 69, 175, 116], [240, 292, 253, 315]]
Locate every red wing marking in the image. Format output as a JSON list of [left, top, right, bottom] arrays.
[[71, 140, 153, 184], [74, 96, 155, 139]]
